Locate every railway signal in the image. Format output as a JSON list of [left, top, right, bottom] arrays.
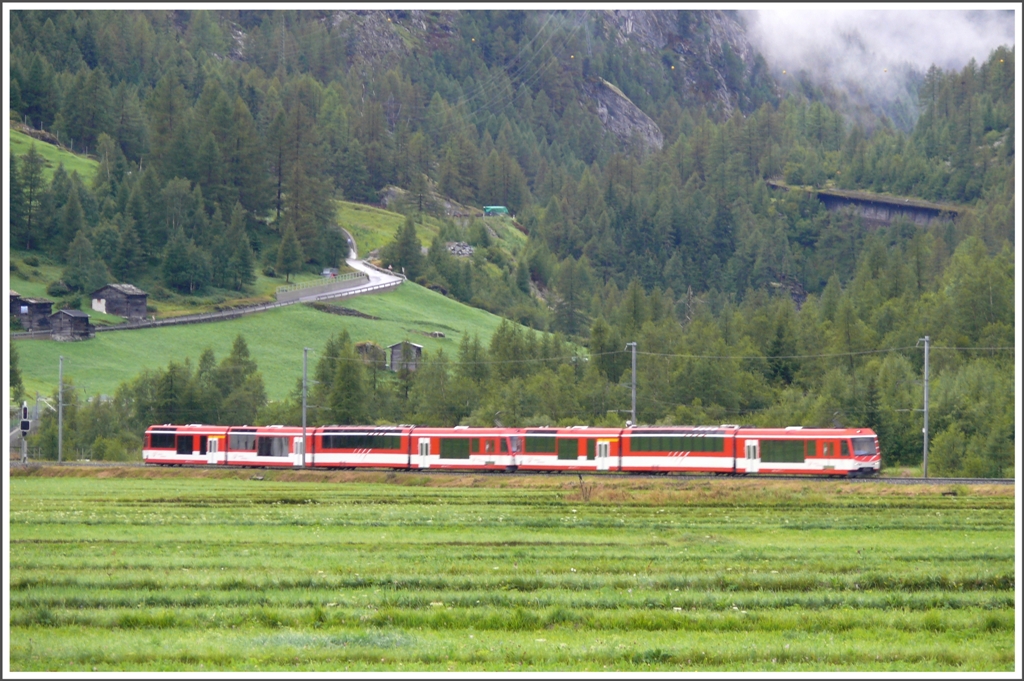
[[20, 402, 30, 464]]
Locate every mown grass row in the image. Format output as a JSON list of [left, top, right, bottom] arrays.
[[11, 603, 1015, 633], [10, 571, 1014, 594], [9, 627, 1014, 671], [10, 587, 1015, 613]]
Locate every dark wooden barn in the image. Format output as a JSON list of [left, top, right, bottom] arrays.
[[10, 293, 54, 331], [388, 341, 423, 373], [49, 309, 96, 341], [90, 283, 148, 319]]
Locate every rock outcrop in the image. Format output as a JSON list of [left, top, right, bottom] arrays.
[[580, 78, 664, 155]]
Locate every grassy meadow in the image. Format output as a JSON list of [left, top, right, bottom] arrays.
[[7, 468, 1015, 671], [12, 281, 518, 401], [10, 128, 100, 182]]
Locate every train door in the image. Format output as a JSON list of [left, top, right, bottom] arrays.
[[596, 441, 611, 471], [418, 438, 431, 469], [207, 437, 219, 464], [293, 438, 305, 467], [745, 440, 760, 474]]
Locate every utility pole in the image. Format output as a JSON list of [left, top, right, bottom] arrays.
[[625, 342, 637, 425], [58, 356, 63, 464], [302, 347, 309, 467], [919, 335, 930, 478]]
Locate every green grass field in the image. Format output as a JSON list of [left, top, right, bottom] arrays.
[[336, 200, 439, 257], [12, 281, 519, 401], [7, 469, 1014, 671], [10, 128, 99, 182]]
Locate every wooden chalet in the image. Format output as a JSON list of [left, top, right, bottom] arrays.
[[10, 292, 54, 331], [91, 283, 147, 319], [49, 309, 96, 341], [388, 341, 423, 372]]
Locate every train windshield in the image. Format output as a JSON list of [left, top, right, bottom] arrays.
[[851, 438, 876, 456]]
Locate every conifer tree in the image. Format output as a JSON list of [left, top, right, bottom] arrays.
[[18, 144, 46, 250], [63, 229, 110, 293], [329, 344, 367, 424], [114, 219, 143, 282], [227, 203, 256, 290], [56, 184, 86, 260], [276, 223, 304, 283], [9, 153, 27, 243]]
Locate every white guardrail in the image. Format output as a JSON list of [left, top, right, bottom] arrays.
[[275, 270, 365, 295]]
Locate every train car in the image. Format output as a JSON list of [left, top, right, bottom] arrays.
[[407, 426, 522, 471], [622, 426, 734, 473], [313, 425, 413, 469], [515, 427, 622, 472], [728, 426, 880, 476], [216, 425, 309, 467], [143, 424, 230, 465]]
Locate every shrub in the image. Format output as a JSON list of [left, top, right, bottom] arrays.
[[57, 295, 82, 310], [47, 280, 72, 297], [263, 266, 277, 278], [23, 255, 40, 267]]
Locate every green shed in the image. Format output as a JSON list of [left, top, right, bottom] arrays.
[[483, 206, 510, 216]]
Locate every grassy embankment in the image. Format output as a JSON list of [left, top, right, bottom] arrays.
[[12, 281, 519, 401], [7, 469, 1014, 671]]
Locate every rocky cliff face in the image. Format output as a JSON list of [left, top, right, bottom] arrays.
[[596, 10, 765, 118], [580, 79, 664, 155], [282, 10, 768, 150]]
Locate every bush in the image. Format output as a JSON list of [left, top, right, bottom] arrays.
[[57, 295, 82, 310], [46, 280, 71, 297], [263, 266, 277, 278], [23, 255, 40, 267]]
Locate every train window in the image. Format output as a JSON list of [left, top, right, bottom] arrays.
[[176, 436, 193, 454], [852, 438, 874, 456], [760, 440, 805, 463], [500, 438, 508, 453], [820, 441, 833, 457], [471, 438, 480, 454], [150, 433, 176, 449], [525, 437, 557, 453], [557, 439, 578, 460], [485, 440, 495, 454], [230, 433, 257, 451], [257, 437, 289, 457], [587, 439, 596, 460], [322, 435, 400, 450], [440, 438, 470, 459]]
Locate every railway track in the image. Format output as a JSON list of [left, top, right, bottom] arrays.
[[10, 460, 1015, 485]]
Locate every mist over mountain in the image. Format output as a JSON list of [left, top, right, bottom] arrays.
[[746, 9, 1016, 130]]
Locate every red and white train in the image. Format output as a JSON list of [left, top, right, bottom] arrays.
[[143, 424, 881, 477]]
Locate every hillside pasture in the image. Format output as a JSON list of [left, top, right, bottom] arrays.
[[10, 128, 99, 182], [6, 470, 1015, 671], [12, 282, 521, 401]]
